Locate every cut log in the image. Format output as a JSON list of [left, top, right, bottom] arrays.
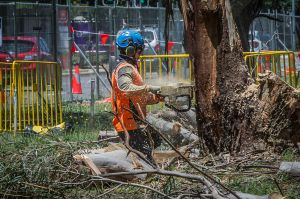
[[156, 109, 197, 130], [153, 145, 190, 164], [73, 154, 102, 175], [178, 109, 197, 129], [84, 150, 152, 180], [146, 113, 198, 146], [157, 110, 179, 121], [74, 142, 194, 180], [279, 161, 300, 177], [98, 130, 121, 142], [228, 192, 283, 199], [75, 143, 152, 180]]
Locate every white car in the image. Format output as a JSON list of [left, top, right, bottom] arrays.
[[248, 38, 269, 52], [116, 27, 160, 55], [141, 27, 160, 55]]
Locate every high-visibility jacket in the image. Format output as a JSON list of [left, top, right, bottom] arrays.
[[111, 61, 158, 132]]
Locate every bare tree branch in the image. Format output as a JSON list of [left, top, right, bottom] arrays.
[[255, 13, 283, 22], [97, 184, 123, 198], [101, 169, 229, 199], [124, 107, 241, 199]]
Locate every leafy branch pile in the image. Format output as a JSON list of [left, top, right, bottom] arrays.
[[1, 132, 299, 199], [0, 135, 88, 198], [0, 102, 299, 198]]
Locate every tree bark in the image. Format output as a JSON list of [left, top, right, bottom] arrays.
[[180, 0, 300, 153]]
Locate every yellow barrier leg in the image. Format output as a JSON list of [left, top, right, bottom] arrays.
[[49, 65, 53, 126], [40, 64, 44, 127], [31, 67, 35, 125]]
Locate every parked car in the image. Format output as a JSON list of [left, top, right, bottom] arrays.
[[0, 36, 53, 67], [115, 27, 160, 55], [0, 36, 57, 89], [142, 27, 160, 55], [248, 38, 269, 52]]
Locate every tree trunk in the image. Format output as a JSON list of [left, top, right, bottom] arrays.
[[180, 0, 300, 153]]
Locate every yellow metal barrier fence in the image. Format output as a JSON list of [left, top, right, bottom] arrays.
[[243, 51, 298, 87], [139, 54, 193, 82], [140, 52, 298, 87], [0, 61, 62, 132]]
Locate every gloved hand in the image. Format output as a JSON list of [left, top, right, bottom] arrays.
[[155, 95, 165, 102], [146, 85, 161, 94]]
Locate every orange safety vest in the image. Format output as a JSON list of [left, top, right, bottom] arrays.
[[111, 61, 147, 132]]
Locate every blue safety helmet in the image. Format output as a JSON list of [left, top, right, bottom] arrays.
[[116, 30, 145, 50]]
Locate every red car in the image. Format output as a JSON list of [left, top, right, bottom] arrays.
[[0, 36, 53, 69]]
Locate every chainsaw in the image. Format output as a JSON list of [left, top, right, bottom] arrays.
[[157, 82, 194, 112]]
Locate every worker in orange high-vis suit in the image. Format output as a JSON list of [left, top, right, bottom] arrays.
[[112, 30, 163, 165]]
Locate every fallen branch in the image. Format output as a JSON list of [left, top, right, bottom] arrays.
[[101, 169, 227, 199], [147, 113, 198, 146], [73, 154, 102, 175], [97, 184, 123, 198], [98, 130, 120, 142], [228, 192, 283, 199], [92, 176, 172, 198], [279, 162, 300, 177], [102, 169, 281, 199], [58, 169, 172, 199], [125, 108, 241, 199], [21, 182, 67, 199], [242, 162, 300, 177]]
